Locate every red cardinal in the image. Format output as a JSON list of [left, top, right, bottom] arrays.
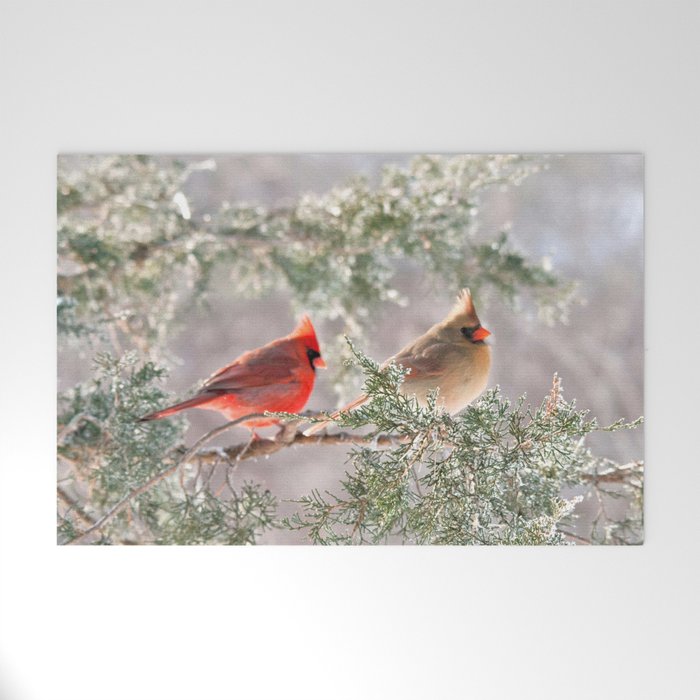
[[139, 316, 325, 430]]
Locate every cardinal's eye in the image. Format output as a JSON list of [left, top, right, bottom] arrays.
[[460, 326, 476, 338], [306, 348, 321, 370]]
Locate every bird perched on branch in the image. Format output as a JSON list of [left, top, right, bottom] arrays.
[[304, 289, 491, 435], [139, 315, 325, 432]]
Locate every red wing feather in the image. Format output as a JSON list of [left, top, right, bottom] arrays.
[[202, 343, 298, 393], [203, 362, 295, 392]]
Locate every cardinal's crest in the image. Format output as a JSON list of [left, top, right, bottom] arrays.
[[448, 288, 480, 324]]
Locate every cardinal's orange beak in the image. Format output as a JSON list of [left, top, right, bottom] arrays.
[[313, 356, 327, 369], [472, 326, 491, 342]]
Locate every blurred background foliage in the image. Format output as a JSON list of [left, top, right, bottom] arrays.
[[57, 154, 643, 545]]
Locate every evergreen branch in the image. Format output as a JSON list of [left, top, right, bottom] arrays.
[[57, 486, 141, 545], [61, 395, 403, 546], [60, 418, 641, 542], [57, 154, 572, 373], [62, 424, 405, 544], [65, 412, 267, 544]]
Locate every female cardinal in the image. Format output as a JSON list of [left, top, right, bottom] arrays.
[[140, 315, 325, 430], [305, 289, 490, 435]]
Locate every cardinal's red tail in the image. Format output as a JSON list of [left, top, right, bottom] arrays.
[[138, 395, 212, 422]]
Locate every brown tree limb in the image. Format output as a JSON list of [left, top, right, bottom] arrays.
[[185, 430, 402, 464]]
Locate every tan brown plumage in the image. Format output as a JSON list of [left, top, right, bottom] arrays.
[[304, 289, 491, 435]]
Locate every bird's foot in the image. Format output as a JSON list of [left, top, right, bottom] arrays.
[[275, 419, 301, 445]]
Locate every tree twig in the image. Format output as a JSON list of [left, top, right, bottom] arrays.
[[57, 485, 95, 527], [579, 461, 644, 485], [57, 412, 102, 445], [558, 529, 592, 545]]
